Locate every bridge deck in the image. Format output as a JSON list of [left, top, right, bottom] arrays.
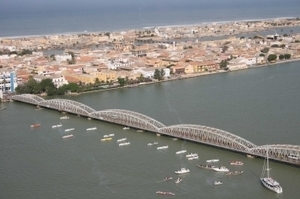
[[12, 94, 300, 167]]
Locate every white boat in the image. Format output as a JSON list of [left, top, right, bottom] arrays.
[[214, 181, 223, 186], [65, 128, 75, 132], [117, 138, 127, 142], [147, 143, 153, 146], [60, 116, 69, 120], [188, 156, 199, 160], [212, 166, 229, 172], [230, 160, 244, 165], [123, 127, 130, 130], [52, 123, 62, 128], [103, 135, 109, 138], [186, 153, 198, 158], [86, 127, 97, 131], [119, 142, 130, 146], [157, 145, 168, 150], [108, 134, 115, 137], [260, 146, 283, 193], [175, 177, 182, 184], [175, 168, 190, 174], [176, 150, 187, 154], [62, 134, 73, 139], [206, 159, 219, 163], [153, 142, 158, 145]]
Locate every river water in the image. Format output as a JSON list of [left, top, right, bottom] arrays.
[[1, 62, 300, 199]]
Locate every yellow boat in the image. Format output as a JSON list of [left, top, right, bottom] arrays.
[[101, 137, 112, 141]]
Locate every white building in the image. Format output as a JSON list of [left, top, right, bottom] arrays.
[[55, 54, 72, 62], [0, 70, 18, 93], [34, 75, 68, 88]]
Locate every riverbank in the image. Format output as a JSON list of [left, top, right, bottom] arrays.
[[75, 58, 300, 96]]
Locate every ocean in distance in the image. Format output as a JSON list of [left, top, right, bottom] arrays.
[[1, 0, 300, 37]]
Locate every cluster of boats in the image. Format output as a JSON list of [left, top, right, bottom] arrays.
[[101, 134, 114, 141]]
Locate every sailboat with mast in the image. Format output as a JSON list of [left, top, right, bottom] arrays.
[[260, 146, 283, 193]]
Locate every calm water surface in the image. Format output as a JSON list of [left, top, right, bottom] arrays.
[[1, 62, 300, 199]]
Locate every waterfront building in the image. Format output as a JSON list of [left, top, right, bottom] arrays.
[[0, 70, 18, 93], [34, 75, 68, 88]]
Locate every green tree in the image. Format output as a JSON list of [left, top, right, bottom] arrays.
[[284, 54, 291, 59], [117, 77, 126, 86], [279, 54, 285, 60], [267, 54, 277, 62], [219, 60, 228, 69], [154, 69, 161, 80], [261, 48, 269, 53], [40, 78, 55, 93]]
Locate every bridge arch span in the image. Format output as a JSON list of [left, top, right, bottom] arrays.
[[38, 99, 95, 117], [159, 124, 257, 152], [12, 94, 45, 105], [249, 144, 300, 164], [89, 109, 165, 132]]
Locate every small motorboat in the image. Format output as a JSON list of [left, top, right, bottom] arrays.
[[117, 138, 127, 142], [147, 143, 153, 146], [62, 134, 73, 139], [176, 150, 187, 154], [230, 160, 244, 166], [65, 128, 75, 132], [123, 127, 130, 130], [30, 123, 40, 128], [188, 156, 199, 160], [52, 123, 62, 128], [175, 168, 190, 174], [60, 116, 69, 120], [214, 181, 223, 186], [119, 142, 130, 146], [157, 145, 168, 150], [197, 164, 216, 170], [108, 134, 115, 137], [101, 137, 112, 142], [212, 166, 229, 172], [226, 170, 244, 176], [86, 127, 97, 131], [206, 159, 219, 163], [164, 176, 173, 181], [156, 191, 175, 196], [186, 153, 198, 158], [175, 177, 182, 184]]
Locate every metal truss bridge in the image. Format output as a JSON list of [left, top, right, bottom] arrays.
[[12, 94, 300, 166]]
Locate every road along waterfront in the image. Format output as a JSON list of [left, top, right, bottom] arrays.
[[1, 61, 300, 198]]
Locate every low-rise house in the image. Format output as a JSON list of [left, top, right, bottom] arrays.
[[34, 75, 68, 88]]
